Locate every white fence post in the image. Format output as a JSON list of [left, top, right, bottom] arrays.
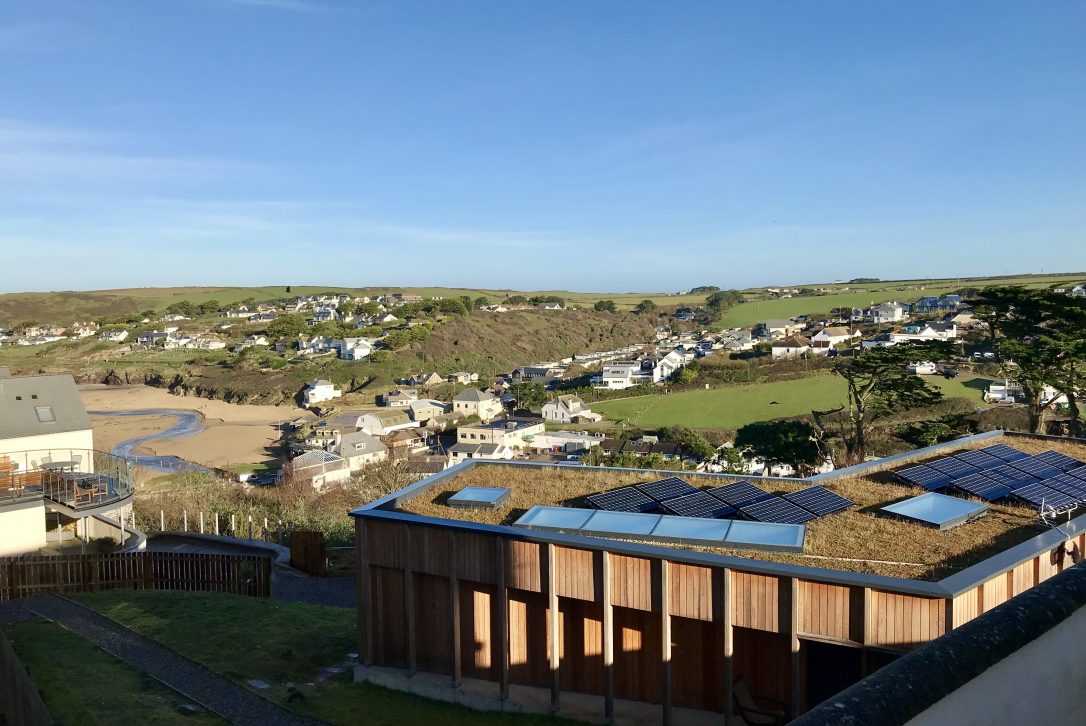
[[248, 515, 253, 540], [199, 511, 204, 534], [183, 510, 188, 532], [231, 514, 236, 535], [160, 510, 164, 532], [215, 514, 220, 536]]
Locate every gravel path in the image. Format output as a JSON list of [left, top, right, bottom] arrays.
[[24, 595, 324, 726], [273, 566, 356, 609]]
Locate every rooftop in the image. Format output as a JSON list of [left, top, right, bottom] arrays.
[[395, 435, 1086, 580]]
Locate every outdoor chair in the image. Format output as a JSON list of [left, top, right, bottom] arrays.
[[72, 454, 82, 468], [733, 678, 788, 726]]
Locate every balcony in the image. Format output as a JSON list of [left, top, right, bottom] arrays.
[[0, 449, 134, 513]]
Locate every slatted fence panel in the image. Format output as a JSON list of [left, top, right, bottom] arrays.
[[0, 551, 271, 601]]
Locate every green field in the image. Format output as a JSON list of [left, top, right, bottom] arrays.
[[593, 371, 996, 430], [594, 375, 849, 429], [716, 274, 1083, 329]]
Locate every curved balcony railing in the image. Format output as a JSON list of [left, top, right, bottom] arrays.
[[0, 449, 134, 511]]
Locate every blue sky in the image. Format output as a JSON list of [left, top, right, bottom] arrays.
[[1, 1, 1084, 293]]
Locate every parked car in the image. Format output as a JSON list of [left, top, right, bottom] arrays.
[[943, 368, 959, 379]]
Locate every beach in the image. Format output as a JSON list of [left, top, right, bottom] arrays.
[[81, 385, 314, 469]]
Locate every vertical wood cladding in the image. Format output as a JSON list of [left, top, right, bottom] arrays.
[[508, 588, 550, 688], [459, 580, 496, 680], [370, 566, 406, 668], [612, 606, 663, 704], [558, 598, 605, 695], [413, 572, 452, 675]]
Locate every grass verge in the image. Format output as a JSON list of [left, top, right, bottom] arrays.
[[73, 590, 566, 725], [2, 618, 224, 725]]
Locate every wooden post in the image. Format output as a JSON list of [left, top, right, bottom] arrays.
[[602, 550, 614, 722], [496, 537, 509, 701], [199, 511, 204, 534], [660, 559, 672, 726], [862, 586, 873, 676], [357, 518, 373, 666], [231, 514, 236, 535], [403, 524, 416, 676], [546, 543, 560, 712], [449, 531, 461, 687], [722, 567, 734, 725], [215, 515, 220, 536], [944, 595, 955, 637], [183, 510, 187, 532], [160, 510, 164, 532], [789, 578, 801, 719]]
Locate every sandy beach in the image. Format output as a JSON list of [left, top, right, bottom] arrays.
[[81, 385, 314, 469]]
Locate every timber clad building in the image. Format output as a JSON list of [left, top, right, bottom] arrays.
[[349, 431, 1086, 723]]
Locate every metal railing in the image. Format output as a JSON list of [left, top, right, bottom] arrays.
[[0, 449, 134, 511]]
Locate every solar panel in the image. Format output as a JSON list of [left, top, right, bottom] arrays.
[[1068, 465, 1086, 482], [586, 487, 657, 513], [981, 443, 1030, 462], [1032, 450, 1085, 473], [927, 457, 980, 480], [1040, 474, 1086, 503], [952, 449, 1005, 471], [783, 486, 854, 517], [1010, 483, 1080, 511], [661, 492, 737, 519], [895, 464, 953, 491], [880, 492, 988, 530], [636, 476, 699, 502], [708, 481, 774, 507], [738, 496, 817, 524], [982, 463, 1039, 491], [951, 473, 1011, 502], [1008, 456, 1064, 480]]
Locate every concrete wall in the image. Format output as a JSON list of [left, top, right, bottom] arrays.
[[907, 604, 1086, 726], [0, 500, 47, 556]]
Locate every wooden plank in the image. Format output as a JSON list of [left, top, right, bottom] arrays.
[[789, 578, 800, 719], [602, 550, 614, 721], [496, 538, 509, 701], [357, 518, 372, 665], [722, 568, 734, 725], [660, 560, 672, 725], [403, 525, 416, 676], [449, 531, 461, 686], [546, 543, 559, 711], [553, 546, 597, 602]]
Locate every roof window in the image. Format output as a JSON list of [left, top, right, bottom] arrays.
[[35, 405, 56, 423]]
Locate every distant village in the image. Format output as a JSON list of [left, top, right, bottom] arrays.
[[4, 283, 1085, 489]]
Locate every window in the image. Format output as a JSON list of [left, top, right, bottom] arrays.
[[35, 405, 56, 423]]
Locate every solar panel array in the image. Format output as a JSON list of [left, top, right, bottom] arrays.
[[739, 497, 817, 525], [585, 478, 854, 526], [636, 476, 699, 502], [661, 492, 736, 519], [893, 445, 1086, 515], [586, 487, 657, 513], [783, 486, 854, 517], [709, 481, 776, 507]]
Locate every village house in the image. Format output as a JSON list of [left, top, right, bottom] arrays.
[[333, 337, 373, 361], [865, 301, 910, 325], [758, 319, 803, 339], [69, 322, 99, 338], [452, 388, 505, 422], [302, 379, 342, 407], [161, 313, 189, 323], [446, 371, 479, 385], [447, 442, 514, 465], [356, 409, 417, 436], [409, 371, 445, 388], [332, 431, 388, 471], [536, 301, 563, 310], [137, 330, 169, 346], [287, 450, 350, 490], [384, 429, 431, 460], [241, 334, 269, 348], [528, 430, 606, 453], [381, 389, 419, 408], [456, 417, 545, 449], [223, 306, 255, 319], [98, 329, 129, 343], [771, 334, 812, 358], [408, 398, 449, 424], [809, 326, 859, 353], [596, 351, 685, 390], [889, 322, 957, 344], [541, 394, 603, 424]]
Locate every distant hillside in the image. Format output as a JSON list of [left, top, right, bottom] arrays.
[[392, 309, 656, 377]]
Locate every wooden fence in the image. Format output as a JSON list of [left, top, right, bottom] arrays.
[[289, 531, 327, 576], [0, 630, 52, 726], [0, 551, 272, 602]]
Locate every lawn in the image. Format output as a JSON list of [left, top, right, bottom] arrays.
[[592, 371, 996, 430], [74, 590, 565, 725], [593, 374, 849, 429], [2, 618, 224, 725]]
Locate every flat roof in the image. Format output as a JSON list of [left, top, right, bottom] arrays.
[[395, 436, 1086, 580]]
